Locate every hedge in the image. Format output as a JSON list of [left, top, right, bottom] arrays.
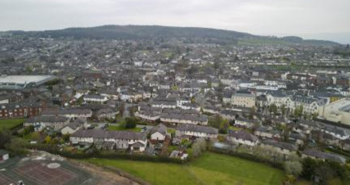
[[25, 144, 185, 164]]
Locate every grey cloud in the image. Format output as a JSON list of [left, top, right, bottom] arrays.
[[0, 0, 349, 43]]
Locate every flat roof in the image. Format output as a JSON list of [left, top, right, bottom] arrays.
[[0, 75, 54, 84]]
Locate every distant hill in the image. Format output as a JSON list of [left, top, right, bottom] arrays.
[[9, 25, 340, 46]]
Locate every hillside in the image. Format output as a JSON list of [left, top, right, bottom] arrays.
[[9, 25, 339, 46]]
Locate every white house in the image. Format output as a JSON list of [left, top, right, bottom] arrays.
[[83, 95, 108, 104], [61, 119, 84, 135], [150, 124, 167, 141]]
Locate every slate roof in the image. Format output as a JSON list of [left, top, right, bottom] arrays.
[[26, 116, 69, 123], [150, 123, 167, 135], [161, 112, 208, 122], [262, 139, 298, 151], [71, 129, 146, 140], [42, 109, 92, 116], [228, 130, 259, 142], [176, 124, 218, 135], [84, 94, 107, 100], [302, 149, 346, 164]]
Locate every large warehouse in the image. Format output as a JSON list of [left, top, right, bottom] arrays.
[[0, 75, 56, 89], [318, 98, 350, 126]]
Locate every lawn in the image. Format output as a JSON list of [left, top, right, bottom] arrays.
[[167, 128, 176, 134], [85, 152, 285, 185], [107, 125, 142, 132], [0, 118, 25, 130], [229, 126, 243, 131]]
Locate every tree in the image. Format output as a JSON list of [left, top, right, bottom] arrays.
[[62, 134, 70, 142], [209, 114, 223, 129], [314, 163, 336, 185], [303, 113, 309, 120], [301, 158, 318, 180], [311, 112, 319, 120], [294, 105, 303, 117], [284, 161, 303, 177], [119, 102, 125, 117], [249, 106, 256, 119], [30, 132, 41, 141], [280, 104, 286, 117], [192, 138, 207, 157], [44, 136, 52, 144], [123, 117, 140, 129], [192, 143, 202, 157], [128, 106, 137, 117], [190, 97, 195, 103], [219, 119, 230, 134], [269, 104, 278, 115], [0, 129, 11, 148], [5, 137, 28, 155]]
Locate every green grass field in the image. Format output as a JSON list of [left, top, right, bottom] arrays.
[[107, 125, 142, 132], [0, 118, 25, 130], [85, 152, 285, 185]]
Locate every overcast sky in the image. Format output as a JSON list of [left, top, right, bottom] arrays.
[[1, 0, 349, 44]]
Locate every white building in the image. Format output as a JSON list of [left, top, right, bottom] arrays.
[[319, 98, 350, 126]]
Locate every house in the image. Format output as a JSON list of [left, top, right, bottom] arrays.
[[234, 117, 259, 128], [70, 129, 147, 152], [231, 92, 256, 108], [0, 97, 9, 104], [178, 103, 201, 112], [301, 149, 346, 164], [286, 96, 325, 115], [0, 99, 44, 119], [61, 119, 84, 135], [266, 91, 287, 108], [96, 108, 118, 120], [160, 109, 208, 125], [0, 149, 9, 162], [341, 139, 350, 151], [150, 98, 177, 109], [176, 124, 218, 139], [135, 106, 162, 122], [42, 109, 92, 119], [24, 116, 70, 131], [260, 139, 298, 155], [83, 95, 108, 104], [227, 130, 259, 146], [202, 105, 220, 114], [220, 109, 239, 120], [150, 124, 167, 141], [321, 126, 349, 140], [289, 133, 306, 146], [254, 126, 280, 139]]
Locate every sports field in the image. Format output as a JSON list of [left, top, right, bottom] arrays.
[[0, 118, 25, 130], [86, 152, 285, 185]]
